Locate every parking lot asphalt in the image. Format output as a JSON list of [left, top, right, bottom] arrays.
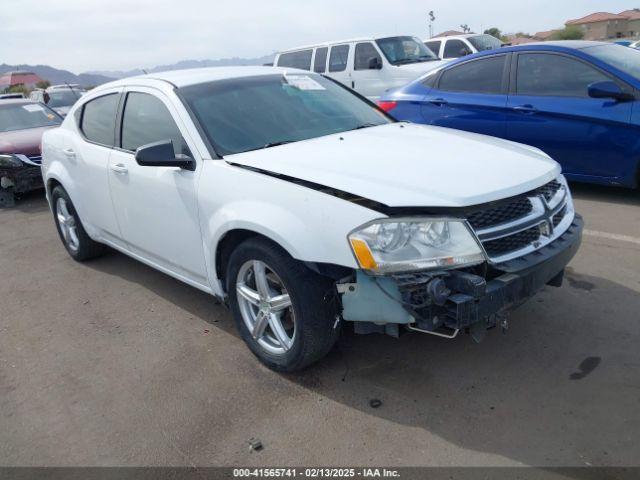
[[1, 184, 640, 467]]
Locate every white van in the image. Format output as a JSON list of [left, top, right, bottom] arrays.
[[274, 36, 447, 100]]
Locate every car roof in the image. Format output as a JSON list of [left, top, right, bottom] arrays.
[[278, 35, 418, 53], [426, 34, 482, 41], [96, 66, 314, 90]]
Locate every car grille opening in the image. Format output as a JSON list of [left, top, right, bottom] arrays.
[[467, 197, 533, 230], [466, 178, 570, 263], [483, 225, 541, 256]]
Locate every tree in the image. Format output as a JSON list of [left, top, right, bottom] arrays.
[[35, 80, 51, 90], [460, 24, 471, 34], [550, 25, 584, 40], [484, 27, 502, 39]]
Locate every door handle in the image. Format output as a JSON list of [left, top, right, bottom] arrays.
[[427, 98, 448, 106], [110, 163, 128, 175], [512, 104, 538, 114], [63, 148, 76, 159]]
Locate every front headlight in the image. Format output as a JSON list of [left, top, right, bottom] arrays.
[[348, 218, 485, 274], [0, 154, 23, 169]]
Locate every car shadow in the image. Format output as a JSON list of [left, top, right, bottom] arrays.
[[85, 249, 239, 338], [569, 181, 640, 207], [282, 269, 640, 467], [86, 246, 640, 466]]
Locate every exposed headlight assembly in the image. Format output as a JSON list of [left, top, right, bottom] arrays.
[[0, 154, 23, 169], [348, 218, 485, 274]]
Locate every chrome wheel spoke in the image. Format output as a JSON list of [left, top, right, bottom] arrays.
[[251, 310, 270, 340], [268, 314, 293, 351], [253, 261, 271, 299], [236, 259, 295, 355], [269, 293, 291, 312], [236, 284, 261, 306]]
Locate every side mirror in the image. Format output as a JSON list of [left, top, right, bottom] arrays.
[[588, 81, 634, 101], [135, 140, 195, 171], [368, 57, 383, 70]]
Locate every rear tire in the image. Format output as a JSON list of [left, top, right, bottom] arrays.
[[51, 186, 106, 261], [227, 237, 340, 372]]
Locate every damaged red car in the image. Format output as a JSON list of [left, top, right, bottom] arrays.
[[0, 99, 62, 207]]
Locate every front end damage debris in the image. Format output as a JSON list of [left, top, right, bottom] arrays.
[[338, 214, 583, 342]]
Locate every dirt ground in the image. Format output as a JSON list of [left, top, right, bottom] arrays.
[[1, 184, 639, 467]]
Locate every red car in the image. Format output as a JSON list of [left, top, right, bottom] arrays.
[[0, 99, 62, 207]]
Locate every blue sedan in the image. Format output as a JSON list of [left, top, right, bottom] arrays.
[[379, 41, 640, 188]]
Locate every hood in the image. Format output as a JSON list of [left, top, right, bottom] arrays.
[[52, 106, 71, 117], [396, 59, 449, 74], [227, 123, 560, 208], [0, 126, 56, 156]]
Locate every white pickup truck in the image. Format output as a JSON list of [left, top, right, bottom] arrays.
[[41, 67, 583, 371]]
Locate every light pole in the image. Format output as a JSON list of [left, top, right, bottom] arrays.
[[428, 11, 435, 38]]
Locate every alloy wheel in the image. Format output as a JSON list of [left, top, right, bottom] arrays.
[[56, 197, 80, 252], [236, 260, 295, 355]]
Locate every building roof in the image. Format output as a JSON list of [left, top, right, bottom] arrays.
[[619, 9, 640, 20], [432, 30, 467, 38], [533, 30, 558, 40], [508, 37, 537, 45], [566, 12, 629, 25], [0, 71, 44, 88]]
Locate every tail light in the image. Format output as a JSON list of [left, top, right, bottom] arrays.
[[377, 101, 397, 113]]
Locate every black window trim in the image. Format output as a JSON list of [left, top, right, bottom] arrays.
[[509, 50, 634, 98], [434, 53, 511, 95], [76, 91, 123, 149]]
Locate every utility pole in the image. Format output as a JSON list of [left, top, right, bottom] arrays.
[[428, 11, 435, 38]]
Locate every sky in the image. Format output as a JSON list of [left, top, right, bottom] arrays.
[[2, 0, 638, 73]]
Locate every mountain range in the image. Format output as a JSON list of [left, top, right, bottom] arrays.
[[1, 54, 275, 88]]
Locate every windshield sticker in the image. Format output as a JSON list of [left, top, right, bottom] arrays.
[[283, 75, 325, 91], [23, 104, 45, 113]]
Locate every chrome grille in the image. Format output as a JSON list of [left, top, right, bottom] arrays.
[[468, 177, 574, 263]]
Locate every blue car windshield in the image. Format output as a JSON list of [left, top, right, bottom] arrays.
[[179, 74, 390, 156], [586, 44, 640, 80]]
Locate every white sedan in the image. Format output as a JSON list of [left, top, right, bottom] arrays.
[[41, 67, 582, 371]]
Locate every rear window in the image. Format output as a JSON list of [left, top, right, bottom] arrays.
[[314, 47, 328, 73], [277, 50, 313, 70], [80, 94, 119, 146], [439, 56, 506, 94]]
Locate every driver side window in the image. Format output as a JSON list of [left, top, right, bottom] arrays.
[[120, 92, 190, 156], [444, 39, 472, 59]]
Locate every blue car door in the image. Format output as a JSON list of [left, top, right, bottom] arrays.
[[420, 54, 510, 137], [505, 52, 634, 182]]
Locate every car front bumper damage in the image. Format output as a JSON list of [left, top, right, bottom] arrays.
[[339, 214, 584, 339]]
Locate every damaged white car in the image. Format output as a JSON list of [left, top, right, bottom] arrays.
[[41, 67, 583, 371]]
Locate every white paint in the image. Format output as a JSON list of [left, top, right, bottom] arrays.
[[584, 229, 640, 246]]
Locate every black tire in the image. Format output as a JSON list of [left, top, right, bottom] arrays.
[[51, 185, 106, 261], [226, 237, 340, 372]]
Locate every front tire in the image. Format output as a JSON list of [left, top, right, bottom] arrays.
[[227, 237, 340, 372], [51, 186, 106, 261]]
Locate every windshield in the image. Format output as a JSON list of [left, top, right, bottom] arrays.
[[47, 89, 83, 108], [0, 103, 61, 132], [179, 74, 391, 156], [586, 44, 640, 79], [468, 34, 503, 51], [376, 36, 439, 65]]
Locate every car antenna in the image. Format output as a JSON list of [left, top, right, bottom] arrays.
[[65, 82, 80, 100]]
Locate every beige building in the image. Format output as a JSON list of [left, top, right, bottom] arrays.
[[566, 10, 640, 40]]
